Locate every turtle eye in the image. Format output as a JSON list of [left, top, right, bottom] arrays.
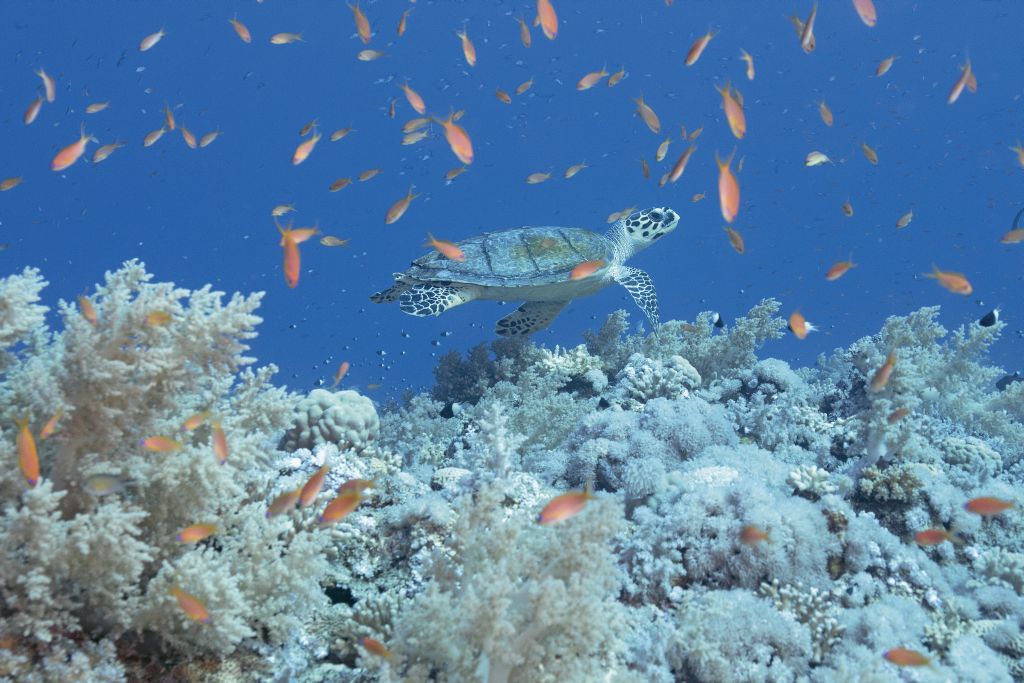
[[650, 211, 663, 222]]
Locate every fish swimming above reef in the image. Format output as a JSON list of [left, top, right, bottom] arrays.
[[370, 207, 679, 336]]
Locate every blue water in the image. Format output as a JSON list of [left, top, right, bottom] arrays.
[[3, 1, 1021, 398]]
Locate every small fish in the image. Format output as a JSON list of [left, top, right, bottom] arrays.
[[739, 49, 755, 80], [887, 407, 910, 424], [329, 177, 352, 192], [339, 478, 375, 494], [51, 124, 97, 172], [861, 142, 878, 165], [292, 129, 321, 165], [914, 528, 960, 546], [426, 233, 466, 261], [299, 465, 330, 507], [319, 491, 363, 526], [299, 119, 319, 137], [361, 636, 393, 659], [1000, 229, 1024, 245], [0, 177, 23, 191], [270, 32, 303, 45], [896, 210, 913, 229], [272, 204, 296, 217], [964, 496, 1014, 516], [818, 100, 833, 127], [692, 192, 706, 202], [569, 260, 605, 281], [516, 77, 534, 95], [229, 14, 251, 43], [199, 129, 221, 148], [869, 351, 897, 391], [723, 226, 745, 254], [842, 200, 854, 217], [349, 1, 371, 43], [177, 523, 217, 544], [397, 8, 410, 37], [456, 27, 477, 66], [788, 311, 817, 340], [495, 88, 512, 104], [634, 94, 661, 134], [800, 2, 818, 53], [518, 15, 531, 48], [608, 66, 625, 87], [1009, 140, 1024, 169], [145, 310, 172, 326], [526, 172, 552, 184], [142, 436, 182, 453], [853, 0, 878, 27], [668, 146, 697, 183], [576, 66, 609, 91], [805, 151, 832, 167], [689, 125, 703, 141], [564, 162, 588, 179], [445, 166, 468, 181], [24, 97, 42, 126], [825, 255, 856, 281], [39, 410, 63, 440], [36, 68, 55, 102], [875, 55, 895, 77], [83, 473, 128, 497], [320, 235, 350, 247], [180, 125, 197, 149], [163, 102, 176, 131], [607, 207, 636, 224], [144, 126, 166, 148], [402, 130, 429, 145], [537, 0, 558, 40], [278, 224, 301, 288], [403, 118, 429, 134], [359, 168, 381, 181], [357, 49, 384, 61], [716, 82, 745, 139], [91, 140, 123, 164], [78, 295, 98, 324], [640, 158, 650, 179], [883, 648, 930, 667], [266, 487, 302, 517], [739, 524, 770, 545], [436, 111, 474, 164], [924, 265, 972, 295], [211, 421, 228, 465], [170, 586, 209, 623], [948, 60, 972, 105], [538, 484, 595, 525], [331, 361, 350, 387], [685, 30, 716, 66], [330, 127, 354, 142], [385, 186, 419, 225], [14, 416, 39, 487], [181, 412, 210, 431], [85, 101, 109, 114], [139, 28, 166, 52], [716, 149, 740, 223]]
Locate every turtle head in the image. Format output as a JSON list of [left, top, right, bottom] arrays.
[[611, 207, 679, 259]]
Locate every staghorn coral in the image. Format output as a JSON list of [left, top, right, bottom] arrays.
[[788, 464, 837, 500], [280, 388, 380, 453], [759, 579, 845, 663]]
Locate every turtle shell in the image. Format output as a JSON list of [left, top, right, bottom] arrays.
[[405, 226, 614, 287]]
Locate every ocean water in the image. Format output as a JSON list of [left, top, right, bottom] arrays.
[[3, 1, 1024, 681]]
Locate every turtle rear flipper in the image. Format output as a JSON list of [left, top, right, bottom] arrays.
[[613, 266, 659, 329], [495, 300, 568, 336], [399, 283, 476, 316]]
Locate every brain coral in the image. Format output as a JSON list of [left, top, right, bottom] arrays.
[[280, 388, 379, 453]]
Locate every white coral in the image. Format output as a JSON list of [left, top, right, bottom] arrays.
[[760, 579, 845, 664], [535, 343, 602, 378], [281, 388, 379, 452], [607, 353, 701, 410], [788, 464, 837, 499]]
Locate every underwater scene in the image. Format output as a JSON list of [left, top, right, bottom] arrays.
[[2, 0, 1024, 681]]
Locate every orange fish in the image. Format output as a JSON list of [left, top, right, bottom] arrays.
[[537, 0, 558, 40], [739, 49, 755, 80], [278, 225, 301, 288], [266, 487, 302, 517], [36, 68, 55, 103], [825, 255, 856, 281], [403, 117, 430, 133], [538, 484, 595, 525], [143, 126, 166, 148], [181, 412, 210, 431], [842, 200, 853, 217], [716, 82, 745, 139], [340, 479, 376, 495], [163, 102, 176, 131], [300, 465, 330, 507], [883, 648, 930, 667], [685, 30, 716, 66], [270, 33, 304, 45], [495, 88, 512, 104], [964, 496, 1014, 516], [39, 410, 63, 440], [24, 96, 42, 126], [569, 260, 605, 281], [861, 142, 878, 165], [869, 352, 897, 392], [170, 586, 209, 623], [634, 94, 661, 134], [668, 145, 697, 183], [875, 55, 895, 77], [640, 158, 650, 179], [739, 525, 770, 545], [577, 66, 609, 91], [398, 9, 410, 37], [817, 100, 833, 126], [914, 528, 960, 546], [92, 140, 124, 163], [788, 311, 817, 339], [361, 636, 393, 659], [0, 177, 23, 192], [526, 172, 551, 184], [385, 186, 419, 225], [445, 166, 468, 181], [330, 177, 352, 192], [887, 407, 910, 424], [896, 210, 913, 229], [564, 162, 588, 179], [426, 233, 466, 261], [853, 0, 878, 27], [332, 361, 350, 388], [924, 265, 971, 295], [357, 49, 384, 61], [349, 1, 372, 43], [139, 27, 166, 52], [211, 420, 228, 465], [78, 295, 98, 325], [177, 523, 217, 544], [689, 125, 704, 141], [1009, 140, 1024, 169], [388, 98, 396, 119], [229, 15, 251, 43], [142, 436, 183, 453], [399, 82, 426, 115], [51, 124, 97, 172], [14, 416, 39, 487], [1000, 228, 1024, 245], [145, 310, 172, 326], [516, 77, 534, 95], [180, 125, 197, 149], [319, 491, 363, 526], [292, 129, 321, 165], [716, 149, 740, 223], [331, 127, 354, 142], [359, 168, 382, 182], [655, 139, 670, 162], [948, 60, 972, 105], [456, 27, 476, 66], [800, 2, 818, 53], [608, 66, 625, 87], [518, 15, 531, 48], [724, 226, 745, 254], [436, 112, 474, 164]]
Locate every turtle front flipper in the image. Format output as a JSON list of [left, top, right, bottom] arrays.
[[612, 266, 660, 330], [399, 283, 476, 317], [495, 300, 568, 336]]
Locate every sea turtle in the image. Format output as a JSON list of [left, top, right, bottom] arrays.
[[370, 206, 680, 336]]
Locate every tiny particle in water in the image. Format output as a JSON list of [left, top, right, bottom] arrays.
[[377, 349, 387, 356], [135, 66, 146, 73]]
